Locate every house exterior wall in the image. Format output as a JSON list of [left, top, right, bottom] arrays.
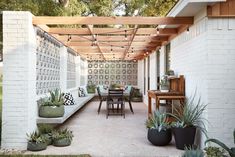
[[169, 7, 235, 147]]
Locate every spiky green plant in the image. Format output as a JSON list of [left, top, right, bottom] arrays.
[[41, 89, 64, 107], [146, 110, 170, 132], [182, 146, 204, 157], [168, 95, 207, 135], [27, 131, 46, 144], [51, 128, 74, 142], [205, 129, 235, 157]]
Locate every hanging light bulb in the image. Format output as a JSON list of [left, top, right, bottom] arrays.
[[187, 27, 190, 34], [125, 30, 127, 40], [156, 28, 160, 35], [111, 45, 113, 52], [146, 51, 149, 55]]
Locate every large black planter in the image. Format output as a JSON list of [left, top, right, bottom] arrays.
[[173, 127, 196, 150], [147, 128, 172, 146]]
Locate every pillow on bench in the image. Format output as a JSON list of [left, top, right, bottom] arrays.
[[63, 93, 75, 105], [78, 86, 87, 97]]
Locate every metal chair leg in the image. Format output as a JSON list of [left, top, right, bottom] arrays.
[[129, 101, 134, 114], [98, 100, 102, 114]]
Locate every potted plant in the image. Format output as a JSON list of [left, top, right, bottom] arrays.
[[205, 129, 235, 157], [167, 70, 175, 76], [87, 84, 96, 94], [52, 128, 74, 147], [159, 75, 169, 92], [182, 147, 204, 157], [38, 124, 54, 145], [204, 146, 227, 157], [168, 96, 207, 150], [39, 89, 64, 118], [27, 131, 47, 151], [146, 111, 172, 146]]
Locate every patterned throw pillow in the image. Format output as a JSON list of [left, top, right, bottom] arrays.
[[78, 87, 87, 97], [63, 93, 75, 105]]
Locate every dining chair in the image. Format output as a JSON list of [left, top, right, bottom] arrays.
[[97, 86, 106, 114], [106, 89, 125, 119], [127, 87, 134, 114]]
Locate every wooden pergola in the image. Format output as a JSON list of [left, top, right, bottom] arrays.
[[33, 16, 193, 60]]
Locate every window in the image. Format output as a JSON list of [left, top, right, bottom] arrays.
[[165, 43, 171, 73]]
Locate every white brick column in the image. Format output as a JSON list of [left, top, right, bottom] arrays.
[[75, 56, 81, 87], [2, 11, 37, 149], [60, 46, 67, 91]]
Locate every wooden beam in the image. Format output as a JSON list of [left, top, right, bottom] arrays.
[[33, 16, 194, 25], [49, 28, 177, 35]]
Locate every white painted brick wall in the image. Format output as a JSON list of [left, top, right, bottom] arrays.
[[2, 11, 37, 149], [169, 8, 235, 147]]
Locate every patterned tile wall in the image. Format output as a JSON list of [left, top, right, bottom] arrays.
[[67, 49, 76, 89], [36, 30, 61, 95], [88, 60, 138, 85]]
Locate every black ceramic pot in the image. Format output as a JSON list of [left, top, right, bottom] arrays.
[[147, 128, 172, 146], [173, 127, 196, 150]]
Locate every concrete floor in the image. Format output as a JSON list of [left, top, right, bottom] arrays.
[[32, 100, 183, 157]]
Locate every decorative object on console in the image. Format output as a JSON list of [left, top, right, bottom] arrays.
[[159, 75, 169, 92]]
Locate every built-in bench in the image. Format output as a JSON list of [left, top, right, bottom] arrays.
[[37, 88, 95, 124]]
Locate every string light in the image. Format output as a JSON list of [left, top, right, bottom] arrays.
[[156, 28, 160, 35], [67, 35, 72, 42], [187, 27, 189, 34], [125, 30, 127, 40]]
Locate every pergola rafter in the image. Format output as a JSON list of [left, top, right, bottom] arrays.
[[32, 16, 194, 60]]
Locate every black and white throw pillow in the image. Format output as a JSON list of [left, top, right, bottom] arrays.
[[63, 93, 75, 105], [78, 87, 86, 97]]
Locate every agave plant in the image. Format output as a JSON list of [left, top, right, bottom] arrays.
[[38, 124, 54, 134], [42, 89, 64, 106], [51, 128, 74, 142], [205, 129, 235, 157], [168, 95, 207, 135], [182, 147, 204, 157], [27, 131, 46, 144]]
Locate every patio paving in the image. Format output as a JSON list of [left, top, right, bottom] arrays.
[[31, 100, 183, 157]]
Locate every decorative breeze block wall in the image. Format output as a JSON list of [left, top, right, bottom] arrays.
[[88, 60, 138, 85], [36, 30, 61, 95], [67, 49, 76, 89]]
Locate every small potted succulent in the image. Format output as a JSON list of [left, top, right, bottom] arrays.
[[159, 75, 169, 92], [27, 131, 47, 151], [38, 124, 54, 145], [39, 89, 64, 118], [168, 96, 207, 150], [52, 128, 74, 147], [204, 146, 227, 157], [205, 129, 235, 157], [146, 111, 172, 146]]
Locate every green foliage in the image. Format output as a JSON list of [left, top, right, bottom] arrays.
[[159, 75, 169, 87], [146, 110, 170, 132], [168, 96, 207, 134], [87, 84, 96, 94], [38, 124, 54, 134], [204, 146, 226, 157], [41, 89, 64, 107], [52, 128, 74, 142], [27, 131, 46, 144], [0, 155, 91, 157], [182, 147, 204, 157], [205, 130, 235, 157]]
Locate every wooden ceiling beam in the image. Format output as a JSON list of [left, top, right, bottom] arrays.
[[33, 16, 193, 25]]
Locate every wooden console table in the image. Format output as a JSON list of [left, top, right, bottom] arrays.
[[148, 75, 185, 116]]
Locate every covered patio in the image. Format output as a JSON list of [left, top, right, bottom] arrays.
[[1, 0, 235, 156]]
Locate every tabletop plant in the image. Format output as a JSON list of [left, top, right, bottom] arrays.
[[182, 147, 204, 157], [205, 129, 235, 157], [159, 75, 169, 92], [146, 111, 172, 146], [27, 131, 47, 151], [39, 88, 65, 118], [87, 83, 96, 94], [52, 128, 74, 147], [167, 95, 207, 150]]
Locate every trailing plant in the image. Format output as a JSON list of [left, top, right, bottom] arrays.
[[204, 146, 226, 157], [52, 128, 74, 142], [41, 89, 64, 107], [146, 110, 170, 132], [168, 95, 207, 135], [205, 129, 235, 157], [27, 131, 46, 144], [182, 147, 204, 157]]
